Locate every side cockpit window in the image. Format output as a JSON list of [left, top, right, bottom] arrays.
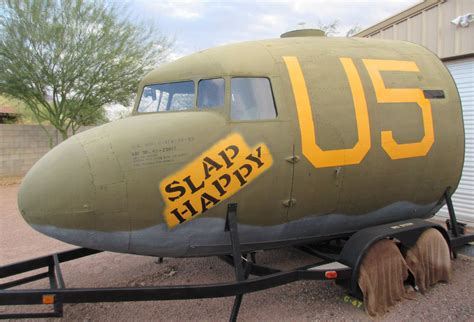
[[137, 81, 194, 113], [197, 78, 225, 109], [231, 77, 277, 121]]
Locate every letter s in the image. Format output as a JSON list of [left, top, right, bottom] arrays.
[[164, 180, 186, 201]]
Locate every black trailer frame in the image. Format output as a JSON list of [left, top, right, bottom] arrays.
[[1, 192, 473, 321]]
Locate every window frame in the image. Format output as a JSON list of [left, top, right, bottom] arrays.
[[229, 76, 278, 123], [134, 76, 279, 121], [197, 77, 226, 110], [136, 80, 197, 114]]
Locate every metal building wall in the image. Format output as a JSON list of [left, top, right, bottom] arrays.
[[356, 0, 474, 59], [439, 58, 474, 222]]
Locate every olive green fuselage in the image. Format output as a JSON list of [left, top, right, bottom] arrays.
[[18, 36, 464, 257]]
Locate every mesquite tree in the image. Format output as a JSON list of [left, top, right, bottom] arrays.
[[0, 0, 172, 143]]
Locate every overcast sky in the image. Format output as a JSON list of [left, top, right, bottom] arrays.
[[129, 0, 421, 60]]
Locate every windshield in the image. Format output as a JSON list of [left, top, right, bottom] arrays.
[[137, 81, 195, 113]]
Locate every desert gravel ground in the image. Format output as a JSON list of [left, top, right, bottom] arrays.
[[1, 183, 473, 321]]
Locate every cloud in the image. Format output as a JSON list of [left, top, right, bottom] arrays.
[[138, 0, 203, 20], [128, 0, 421, 58], [261, 14, 280, 26]]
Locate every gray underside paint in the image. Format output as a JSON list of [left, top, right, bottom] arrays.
[[31, 200, 440, 257]]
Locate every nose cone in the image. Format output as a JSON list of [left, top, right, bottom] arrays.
[[18, 135, 95, 230], [18, 132, 130, 252]]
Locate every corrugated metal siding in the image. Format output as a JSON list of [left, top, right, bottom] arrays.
[[357, 0, 474, 60], [437, 58, 474, 222]]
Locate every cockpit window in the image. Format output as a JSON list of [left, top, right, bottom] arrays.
[[137, 81, 194, 113], [197, 78, 225, 109], [231, 78, 277, 120]]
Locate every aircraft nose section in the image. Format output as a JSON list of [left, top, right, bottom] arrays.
[[18, 136, 95, 230], [18, 132, 130, 252]]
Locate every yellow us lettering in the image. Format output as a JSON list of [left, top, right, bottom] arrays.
[[160, 133, 273, 228], [283, 56, 435, 167], [363, 59, 434, 159], [283, 56, 371, 168]]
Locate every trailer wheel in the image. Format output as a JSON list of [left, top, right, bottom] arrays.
[[404, 228, 452, 293], [357, 238, 410, 316]]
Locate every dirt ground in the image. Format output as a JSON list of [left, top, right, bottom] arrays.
[[1, 183, 473, 321]]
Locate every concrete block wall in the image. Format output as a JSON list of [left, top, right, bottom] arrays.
[[0, 124, 93, 177]]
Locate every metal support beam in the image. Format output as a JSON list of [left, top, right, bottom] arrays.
[[444, 187, 459, 237], [225, 203, 245, 322]]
